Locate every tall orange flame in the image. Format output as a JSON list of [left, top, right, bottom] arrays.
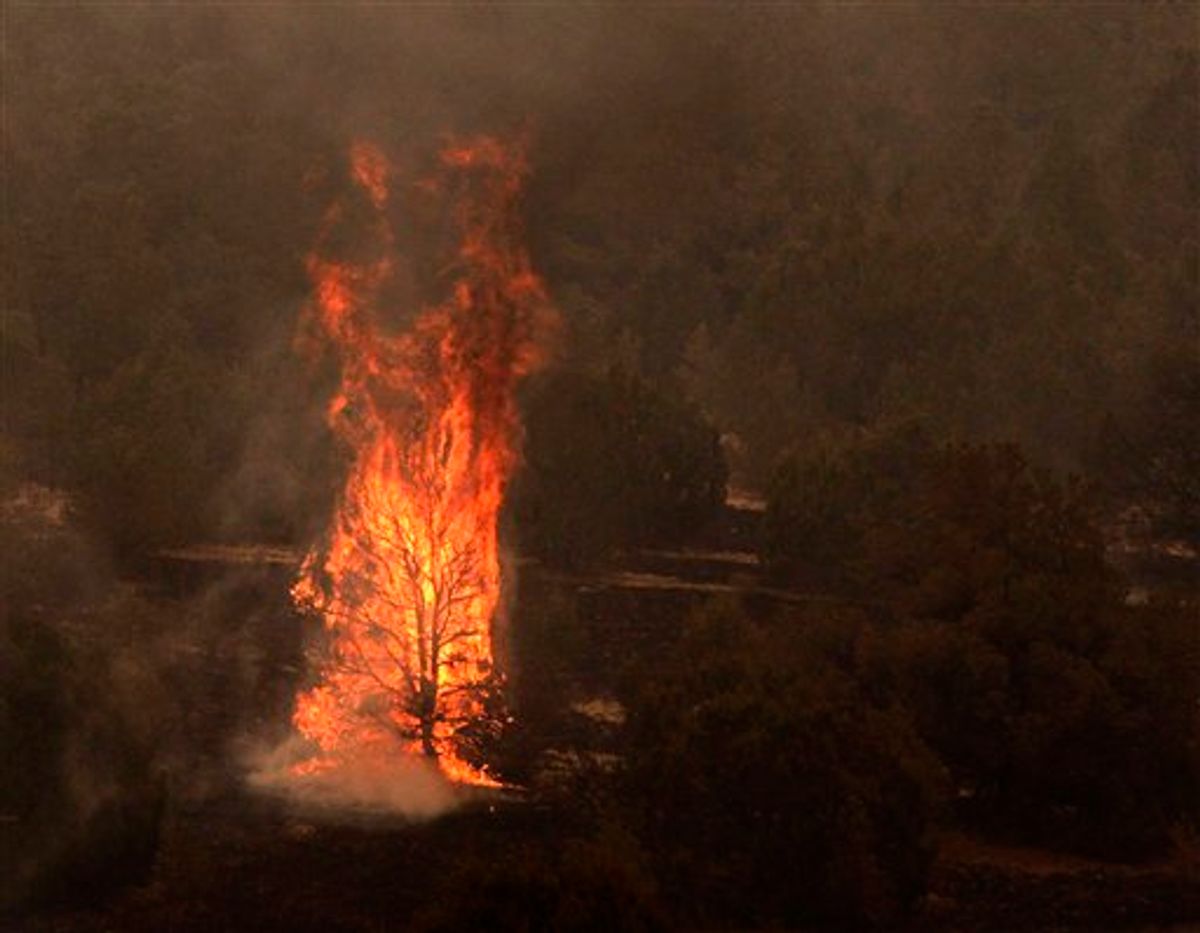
[[291, 136, 554, 785]]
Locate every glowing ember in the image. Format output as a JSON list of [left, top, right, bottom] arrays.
[[291, 136, 554, 785]]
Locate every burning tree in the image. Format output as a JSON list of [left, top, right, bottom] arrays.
[[291, 138, 555, 784], [296, 463, 490, 761]]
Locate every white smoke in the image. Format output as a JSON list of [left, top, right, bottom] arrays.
[[244, 734, 462, 820]]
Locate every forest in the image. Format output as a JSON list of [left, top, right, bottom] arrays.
[[2, 5, 1197, 931]]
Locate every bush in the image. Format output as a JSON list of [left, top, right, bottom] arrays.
[[510, 368, 727, 569], [67, 335, 222, 559], [619, 599, 944, 928], [763, 417, 934, 591], [861, 443, 1116, 619], [764, 437, 1198, 857], [855, 443, 1199, 857]]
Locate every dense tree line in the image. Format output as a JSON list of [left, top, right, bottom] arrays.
[[5, 6, 1195, 558]]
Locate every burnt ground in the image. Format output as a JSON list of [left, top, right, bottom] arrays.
[[8, 553, 1199, 932]]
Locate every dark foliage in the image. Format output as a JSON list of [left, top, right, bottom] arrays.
[[414, 826, 667, 933], [0, 509, 166, 912], [1096, 351, 1200, 541], [619, 599, 945, 928], [763, 417, 934, 590], [6, 7, 1194, 557], [510, 368, 727, 569], [848, 443, 1197, 857]]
